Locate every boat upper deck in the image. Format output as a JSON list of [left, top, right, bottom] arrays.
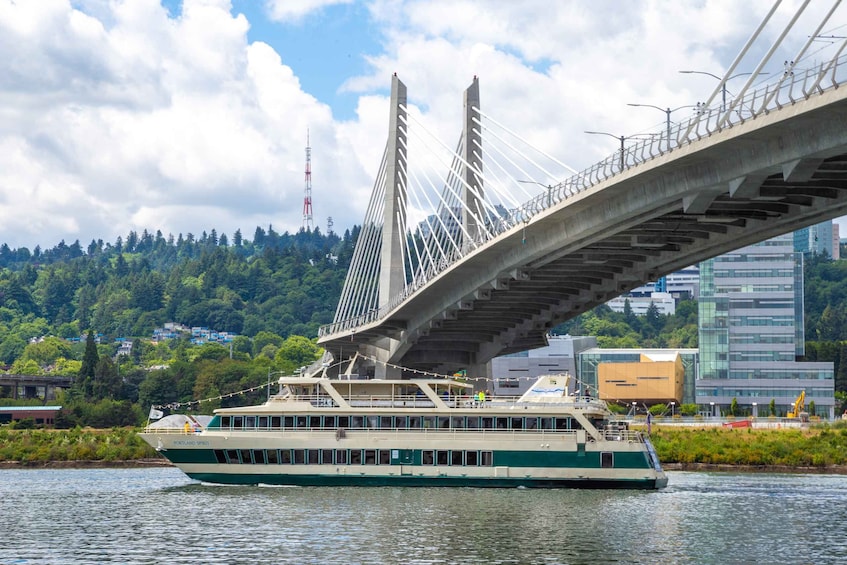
[[217, 374, 610, 416]]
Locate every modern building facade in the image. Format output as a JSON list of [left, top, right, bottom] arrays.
[[697, 234, 835, 418], [625, 266, 701, 300], [793, 220, 835, 258], [578, 348, 698, 406], [489, 335, 596, 395], [607, 292, 676, 316]]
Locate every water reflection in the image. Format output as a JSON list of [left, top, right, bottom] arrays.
[[0, 469, 845, 564]]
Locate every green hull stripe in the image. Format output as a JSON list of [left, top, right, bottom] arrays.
[[162, 448, 651, 469], [185, 472, 665, 490]]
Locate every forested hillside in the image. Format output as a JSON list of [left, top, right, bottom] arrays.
[[0, 225, 355, 364]]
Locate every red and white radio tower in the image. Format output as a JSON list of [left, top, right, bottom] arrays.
[[302, 129, 313, 230]]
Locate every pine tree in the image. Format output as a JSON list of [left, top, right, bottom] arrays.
[[837, 343, 847, 393], [78, 331, 99, 397]]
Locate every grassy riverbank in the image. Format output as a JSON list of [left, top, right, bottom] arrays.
[[649, 425, 847, 468], [2, 425, 847, 472], [0, 427, 158, 466]]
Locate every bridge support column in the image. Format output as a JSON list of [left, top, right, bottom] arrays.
[[379, 74, 408, 309], [462, 76, 483, 247]]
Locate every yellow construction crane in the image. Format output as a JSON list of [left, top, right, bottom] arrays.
[[787, 390, 806, 419]]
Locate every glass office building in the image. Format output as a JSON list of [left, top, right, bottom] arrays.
[[794, 220, 835, 258], [697, 234, 834, 418]]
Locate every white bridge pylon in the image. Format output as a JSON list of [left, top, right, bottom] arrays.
[[331, 74, 576, 330]]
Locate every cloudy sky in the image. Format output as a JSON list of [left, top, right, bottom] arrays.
[[0, 0, 843, 250]]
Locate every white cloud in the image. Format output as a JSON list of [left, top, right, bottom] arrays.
[[265, 0, 354, 23], [0, 0, 369, 249]]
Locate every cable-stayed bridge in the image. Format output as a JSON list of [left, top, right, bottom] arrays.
[[318, 2, 847, 379]]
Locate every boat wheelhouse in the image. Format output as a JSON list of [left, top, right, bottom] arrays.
[[140, 374, 667, 489]]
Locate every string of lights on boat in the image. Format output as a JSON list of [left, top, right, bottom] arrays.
[[149, 354, 628, 412]]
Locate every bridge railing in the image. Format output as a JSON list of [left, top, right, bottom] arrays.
[[319, 54, 847, 339]]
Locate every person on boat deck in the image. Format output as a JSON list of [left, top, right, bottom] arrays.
[[183, 421, 191, 434]]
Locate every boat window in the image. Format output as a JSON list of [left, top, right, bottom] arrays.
[[436, 450, 449, 465], [540, 417, 554, 430], [283, 416, 294, 428], [324, 416, 337, 429], [481, 451, 493, 466], [367, 416, 379, 429], [364, 450, 377, 464], [555, 418, 570, 430], [451, 451, 463, 466], [380, 416, 393, 428], [296, 416, 308, 428], [379, 450, 390, 465], [422, 450, 434, 465], [465, 451, 478, 466], [266, 450, 279, 464], [350, 450, 362, 465], [525, 417, 538, 430], [466, 417, 479, 429], [214, 450, 227, 464], [309, 416, 321, 429], [270, 416, 281, 429], [258, 416, 269, 429], [481, 417, 494, 429], [220, 416, 231, 428], [394, 416, 407, 429], [253, 450, 266, 465], [336, 450, 347, 465], [451, 416, 465, 429], [495, 417, 508, 429], [437, 417, 450, 429], [245, 416, 256, 429], [571, 419, 583, 430], [409, 416, 422, 429], [225, 449, 239, 464], [240, 449, 254, 464], [308, 450, 319, 464], [293, 450, 305, 464], [601, 452, 614, 468], [321, 449, 334, 464], [280, 450, 291, 464], [350, 416, 364, 428], [338, 416, 350, 428], [511, 417, 524, 430], [422, 416, 436, 429], [233, 416, 243, 429]]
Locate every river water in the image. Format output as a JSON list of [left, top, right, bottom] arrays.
[[0, 468, 844, 564]]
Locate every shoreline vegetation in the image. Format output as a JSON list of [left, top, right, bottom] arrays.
[[2, 425, 847, 474]]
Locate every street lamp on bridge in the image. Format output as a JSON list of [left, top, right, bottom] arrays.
[[518, 179, 554, 207], [678, 70, 767, 112], [626, 103, 695, 150], [584, 131, 655, 171], [584, 131, 627, 171]]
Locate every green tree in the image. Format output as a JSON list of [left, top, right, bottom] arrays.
[[274, 336, 320, 373], [93, 356, 121, 400], [769, 398, 776, 417], [78, 331, 99, 397]]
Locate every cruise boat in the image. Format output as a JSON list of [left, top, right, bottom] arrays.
[[139, 373, 667, 489]]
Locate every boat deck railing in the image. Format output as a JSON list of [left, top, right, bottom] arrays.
[[277, 393, 609, 411], [145, 426, 645, 443]]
